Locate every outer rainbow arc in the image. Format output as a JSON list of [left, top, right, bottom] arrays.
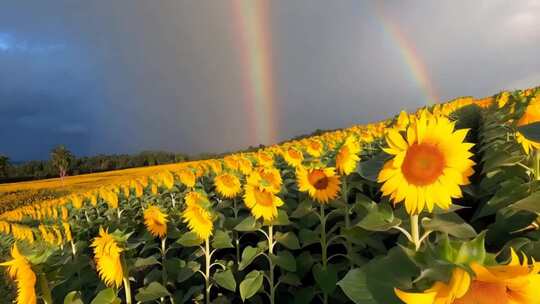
[[231, 0, 278, 146], [375, 7, 440, 105]]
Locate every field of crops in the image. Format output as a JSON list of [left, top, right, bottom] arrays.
[[2, 86, 540, 304]]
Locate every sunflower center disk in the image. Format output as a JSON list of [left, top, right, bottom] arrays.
[[401, 143, 445, 186], [221, 176, 236, 187], [308, 170, 329, 190], [254, 188, 274, 206]]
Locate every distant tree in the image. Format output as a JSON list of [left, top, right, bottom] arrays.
[[0, 154, 9, 178], [50, 145, 74, 181]]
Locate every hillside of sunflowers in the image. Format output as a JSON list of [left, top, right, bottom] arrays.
[[2, 86, 540, 304]]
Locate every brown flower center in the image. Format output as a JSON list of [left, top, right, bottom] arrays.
[[254, 188, 274, 206], [308, 169, 329, 190], [401, 143, 445, 186]]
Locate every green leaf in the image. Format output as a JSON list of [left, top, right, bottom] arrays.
[[356, 199, 400, 231], [176, 231, 203, 247], [357, 153, 389, 182], [239, 270, 263, 301], [338, 268, 376, 304], [294, 287, 316, 304], [214, 269, 236, 292], [312, 263, 338, 294], [518, 121, 540, 142], [337, 247, 419, 304], [456, 232, 486, 264], [291, 199, 313, 218], [135, 282, 171, 302], [134, 256, 160, 269], [422, 213, 477, 239], [239, 246, 260, 271], [296, 251, 315, 278], [64, 291, 84, 304], [271, 250, 297, 272], [234, 216, 261, 232], [279, 273, 301, 286], [212, 230, 234, 249], [266, 209, 290, 226], [299, 229, 319, 247], [510, 191, 540, 214], [90, 288, 121, 304], [177, 261, 201, 283], [275, 231, 300, 250]]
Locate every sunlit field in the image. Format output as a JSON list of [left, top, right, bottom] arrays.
[[2, 86, 540, 304]]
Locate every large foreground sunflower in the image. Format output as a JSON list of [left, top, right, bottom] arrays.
[[214, 173, 242, 198], [297, 167, 341, 204], [0, 244, 37, 304], [395, 248, 540, 304], [182, 192, 214, 240], [143, 205, 168, 238], [244, 183, 284, 222], [516, 95, 540, 155], [378, 113, 475, 214], [395, 267, 470, 304], [456, 249, 540, 304], [91, 227, 124, 288]]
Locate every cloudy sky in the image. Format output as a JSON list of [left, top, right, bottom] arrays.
[[1, 1, 539, 160]]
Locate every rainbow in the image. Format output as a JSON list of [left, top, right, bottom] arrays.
[[375, 8, 439, 105], [231, 0, 278, 146]]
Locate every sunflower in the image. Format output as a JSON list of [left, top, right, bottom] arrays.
[[256, 151, 274, 167], [247, 167, 282, 194], [143, 205, 168, 238], [377, 113, 475, 214], [158, 171, 175, 189], [182, 192, 214, 240], [395, 110, 410, 130], [99, 188, 118, 209], [223, 155, 240, 171], [336, 136, 361, 175], [395, 267, 471, 304], [214, 173, 242, 198], [62, 222, 73, 242], [282, 147, 304, 168], [516, 95, 540, 155], [0, 244, 37, 304], [306, 139, 324, 157], [455, 249, 540, 304], [244, 183, 284, 222], [178, 168, 196, 188], [91, 227, 124, 288], [238, 156, 253, 175], [297, 167, 341, 204]]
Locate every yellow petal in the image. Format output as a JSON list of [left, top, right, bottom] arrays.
[[394, 288, 437, 304]]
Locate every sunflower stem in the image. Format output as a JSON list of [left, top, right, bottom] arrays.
[[204, 237, 211, 304], [121, 256, 133, 304], [268, 225, 276, 304], [233, 198, 241, 266], [410, 214, 421, 251], [320, 205, 329, 304], [535, 149, 540, 180], [341, 177, 353, 269], [123, 277, 132, 304], [39, 272, 53, 304], [161, 237, 168, 298]]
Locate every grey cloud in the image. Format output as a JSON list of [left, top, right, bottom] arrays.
[[0, 0, 539, 160]]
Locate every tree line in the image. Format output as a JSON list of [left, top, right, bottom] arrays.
[[0, 145, 189, 183]]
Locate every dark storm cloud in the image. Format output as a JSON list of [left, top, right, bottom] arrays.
[[0, 0, 539, 160]]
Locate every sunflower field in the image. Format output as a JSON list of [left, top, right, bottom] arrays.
[[2, 86, 540, 304]]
